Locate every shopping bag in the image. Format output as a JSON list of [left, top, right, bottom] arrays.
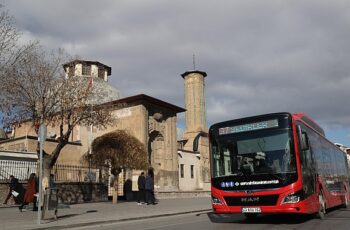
[[11, 190, 19, 197]]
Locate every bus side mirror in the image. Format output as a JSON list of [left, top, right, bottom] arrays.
[[297, 125, 309, 151], [300, 132, 310, 151]]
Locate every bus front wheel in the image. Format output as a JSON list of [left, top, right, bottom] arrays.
[[342, 191, 348, 209], [317, 190, 326, 219]]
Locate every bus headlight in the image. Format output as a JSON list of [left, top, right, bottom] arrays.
[[212, 195, 224, 205], [281, 190, 304, 204]]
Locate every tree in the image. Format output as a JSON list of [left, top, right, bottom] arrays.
[[0, 45, 115, 190], [0, 5, 36, 74], [0, 4, 38, 129], [87, 130, 148, 203], [0, 5, 18, 68], [0, 5, 119, 202]]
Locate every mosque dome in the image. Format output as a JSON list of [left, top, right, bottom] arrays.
[[86, 77, 121, 105], [62, 60, 121, 105]]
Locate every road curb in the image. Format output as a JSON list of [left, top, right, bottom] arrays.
[[29, 209, 212, 230]]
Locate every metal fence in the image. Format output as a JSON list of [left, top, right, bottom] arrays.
[[0, 160, 109, 184], [0, 160, 37, 181], [52, 164, 109, 183]]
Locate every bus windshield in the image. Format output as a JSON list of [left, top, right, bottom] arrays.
[[211, 129, 296, 178]]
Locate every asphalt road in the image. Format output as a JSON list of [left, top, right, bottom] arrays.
[[71, 206, 350, 230]]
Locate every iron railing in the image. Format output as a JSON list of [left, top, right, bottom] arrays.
[[0, 160, 37, 181], [52, 164, 109, 183], [0, 160, 109, 183]]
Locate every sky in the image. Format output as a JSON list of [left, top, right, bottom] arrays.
[[2, 0, 350, 147]]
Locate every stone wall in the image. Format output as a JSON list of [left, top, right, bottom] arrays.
[[57, 182, 108, 204], [0, 183, 13, 204]]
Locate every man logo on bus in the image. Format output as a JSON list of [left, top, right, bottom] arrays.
[[241, 197, 260, 203]]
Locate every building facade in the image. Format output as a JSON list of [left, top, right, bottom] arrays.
[[0, 60, 212, 195], [0, 60, 186, 193]]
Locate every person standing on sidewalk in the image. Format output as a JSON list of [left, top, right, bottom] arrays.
[[3, 175, 19, 205], [19, 173, 38, 211], [137, 172, 146, 205], [49, 174, 56, 189], [145, 169, 157, 205]]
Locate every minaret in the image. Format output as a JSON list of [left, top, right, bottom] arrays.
[[181, 70, 208, 151]]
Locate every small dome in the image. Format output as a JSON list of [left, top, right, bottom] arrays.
[[85, 77, 121, 105]]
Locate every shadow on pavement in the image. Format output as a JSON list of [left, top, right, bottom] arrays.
[[207, 212, 313, 225], [44, 210, 98, 223]]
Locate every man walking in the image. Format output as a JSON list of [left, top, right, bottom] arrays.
[[137, 172, 146, 205], [3, 175, 19, 205], [145, 169, 157, 205]]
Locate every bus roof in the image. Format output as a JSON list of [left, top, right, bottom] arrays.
[[292, 113, 325, 136], [210, 112, 325, 137]]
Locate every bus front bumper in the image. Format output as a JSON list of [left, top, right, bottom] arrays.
[[213, 205, 307, 214], [212, 196, 319, 215]]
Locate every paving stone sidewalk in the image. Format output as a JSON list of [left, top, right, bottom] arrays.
[[0, 197, 211, 230]]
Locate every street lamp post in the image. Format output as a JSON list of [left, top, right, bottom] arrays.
[[38, 124, 46, 224]]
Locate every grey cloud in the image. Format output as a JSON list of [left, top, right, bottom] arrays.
[[4, 0, 350, 144]]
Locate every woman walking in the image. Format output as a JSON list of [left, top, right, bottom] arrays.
[[19, 173, 38, 211]]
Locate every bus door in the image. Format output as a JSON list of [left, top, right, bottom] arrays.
[[297, 124, 316, 198]]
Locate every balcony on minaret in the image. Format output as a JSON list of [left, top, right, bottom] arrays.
[[63, 60, 112, 82]]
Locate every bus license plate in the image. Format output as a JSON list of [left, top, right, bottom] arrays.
[[241, 207, 261, 213]]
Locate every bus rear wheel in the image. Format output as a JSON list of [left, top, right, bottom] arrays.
[[317, 190, 326, 219]]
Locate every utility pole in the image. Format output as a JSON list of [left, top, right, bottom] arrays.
[[88, 76, 94, 201], [38, 123, 46, 224]]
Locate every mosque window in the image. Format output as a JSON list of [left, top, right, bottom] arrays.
[[180, 164, 184, 178], [191, 165, 194, 178], [82, 65, 91, 76], [98, 68, 105, 79], [68, 66, 75, 77]]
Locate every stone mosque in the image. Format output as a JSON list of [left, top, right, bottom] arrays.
[[0, 60, 210, 194]]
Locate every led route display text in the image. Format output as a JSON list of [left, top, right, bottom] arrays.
[[219, 119, 279, 135]]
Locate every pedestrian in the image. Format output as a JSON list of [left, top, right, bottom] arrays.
[[19, 173, 38, 212], [3, 175, 19, 205], [49, 174, 56, 189], [137, 172, 146, 205], [145, 168, 157, 205]]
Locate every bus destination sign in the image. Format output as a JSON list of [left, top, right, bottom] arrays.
[[219, 119, 279, 135]]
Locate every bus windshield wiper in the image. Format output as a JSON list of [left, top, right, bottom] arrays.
[[254, 172, 285, 182], [268, 173, 286, 182]]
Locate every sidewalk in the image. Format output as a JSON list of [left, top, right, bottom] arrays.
[[0, 197, 212, 230]]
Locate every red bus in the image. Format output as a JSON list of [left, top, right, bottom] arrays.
[[209, 112, 349, 219]]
